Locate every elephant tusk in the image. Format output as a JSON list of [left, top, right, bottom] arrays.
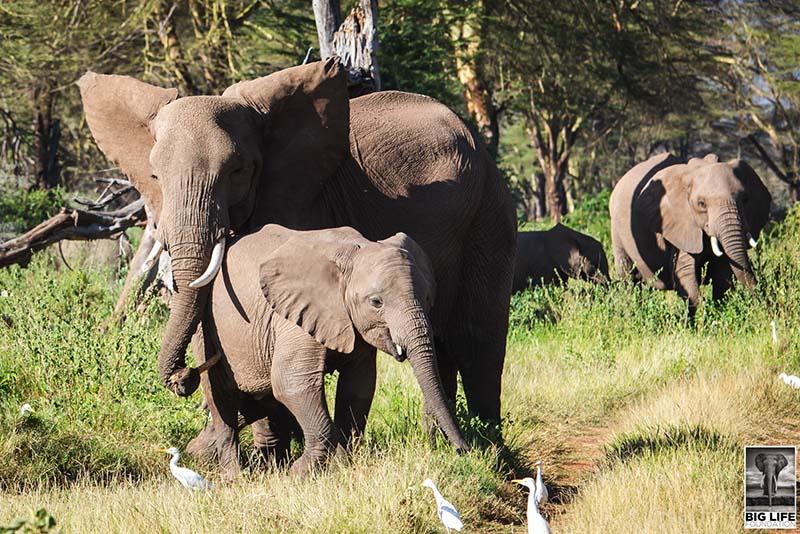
[[140, 240, 164, 274], [189, 237, 226, 289], [747, 233, 758, 248], [710, 236, 724, 257]]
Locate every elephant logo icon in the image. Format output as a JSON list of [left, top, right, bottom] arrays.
[[744, 446, 796, 529]]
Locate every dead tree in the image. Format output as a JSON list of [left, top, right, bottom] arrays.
[[0, 178, 168, 324], [313, 0, 380, 95]]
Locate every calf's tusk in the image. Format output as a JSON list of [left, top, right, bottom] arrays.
[[747, 233, 758, 248]]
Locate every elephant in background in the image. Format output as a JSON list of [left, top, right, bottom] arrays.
[[610, 153, 771, 315], [512, 224, 609, 292], [755, 453, 788, 507], [191, 224, 466, 476], [77, 58, 515, 429]]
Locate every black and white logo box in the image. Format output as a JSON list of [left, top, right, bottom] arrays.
[[744, 445, 797, 529]]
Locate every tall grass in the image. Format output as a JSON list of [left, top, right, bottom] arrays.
[[2, 203, 800, 531]]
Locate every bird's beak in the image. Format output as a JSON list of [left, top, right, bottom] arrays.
[[511, 479, 523, 484]]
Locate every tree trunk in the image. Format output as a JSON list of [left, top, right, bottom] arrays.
[[314, 0, 380, 95], [545, 163, 568, 223], [451, 4, 498, 156], [31, 85, 59, 189], [157, 1, 196, 95], [313, 0, 341, 59]]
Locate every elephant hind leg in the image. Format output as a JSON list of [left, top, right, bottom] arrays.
[[249, 402, 294, 468], [612, 230, 635, 280], [444, 188, 515, 430]]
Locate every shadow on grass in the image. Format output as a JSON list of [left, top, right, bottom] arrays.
[[603, 423, 735, 465]]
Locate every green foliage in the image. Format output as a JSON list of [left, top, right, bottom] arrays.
[[0, 188, 63, 235], [0, 508, 58, 534]]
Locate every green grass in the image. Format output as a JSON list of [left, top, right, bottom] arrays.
[[2, 201, 800, 532]]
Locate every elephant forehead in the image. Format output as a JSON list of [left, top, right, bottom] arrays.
[[154, 96, 251, 137]]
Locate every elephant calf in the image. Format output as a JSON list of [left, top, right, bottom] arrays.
[[610, 153, 770, 315], [187, 224, 468, 477], [512, 224, 609, 293]]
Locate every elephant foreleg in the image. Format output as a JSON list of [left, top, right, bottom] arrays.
[[332, 343, 377, 449], [673, 250, 700, 320], [709, 259, 734, 301], [272, 331, 337, 476]]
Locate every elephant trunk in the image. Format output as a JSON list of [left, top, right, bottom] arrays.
[[715, 204, 756, 289], [764, 465, 777, 506], [400, 306, 469, 452], [157, 238, 211, 396]]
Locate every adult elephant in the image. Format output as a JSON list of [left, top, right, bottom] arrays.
[[77, 58, 516, 426], [610, 153, 770, 315], [755, 453, 789, 508], [512, 224, 608, 292]]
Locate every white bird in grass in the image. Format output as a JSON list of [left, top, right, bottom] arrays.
[[163, 447, 212, 491], [18, 403, 32, 418], [779, 373, 800, 389], [513, 478, 551, 534], [534, 460, 548, 505], [422, 478, 463, 532]]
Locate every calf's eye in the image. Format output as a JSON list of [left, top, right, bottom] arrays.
[[369, 296, 383, 309]]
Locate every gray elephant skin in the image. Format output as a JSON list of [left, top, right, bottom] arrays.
[[191, 224, 467, 477], [755, 453, 788, 507], [512, 224, 608, 292], [77, 58, 516, 428], [610, 153, 770, 314]]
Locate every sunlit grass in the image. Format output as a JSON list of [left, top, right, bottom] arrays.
[[3, 205, 800, 531]]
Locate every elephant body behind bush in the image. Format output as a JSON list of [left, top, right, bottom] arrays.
[[193, 224, 467, 476], [609, 152, 770, 314], [512, 224, 608, 292]]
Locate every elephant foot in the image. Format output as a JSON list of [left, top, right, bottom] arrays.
[[289, 448, 335, 477], [186, 424, 218, 461]]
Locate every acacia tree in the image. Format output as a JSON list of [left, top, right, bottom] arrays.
[[0, 1, 148, 188], [487, 0, 715, 221], [718, 1, 800, 200]]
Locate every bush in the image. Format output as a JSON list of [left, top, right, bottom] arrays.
[[0, 188, 64, 238]]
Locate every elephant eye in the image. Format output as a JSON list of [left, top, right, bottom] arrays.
[[369, 295, 383, 309], [696, 199, 706, 210]]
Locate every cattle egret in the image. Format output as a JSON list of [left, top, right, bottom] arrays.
[[422, 478, 463, 532], [513, 478, 551, 534], [163, 447, 212, 491], [534, 460, 549, 505], [779, 373, 800, 389], [18, 403, 32, 418]]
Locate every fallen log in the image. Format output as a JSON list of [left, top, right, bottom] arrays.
[[0, 198, 145, 268]]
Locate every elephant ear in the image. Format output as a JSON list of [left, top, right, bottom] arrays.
[[635, 164, 703, 254], [259, 234, 358, 353], [223, 58, 350, 205], [778, 454, 789, 472], [76, 72, 177, 220], [379, 232, 437, 300], [730, 159, 771, 237], [755, 453, 766, 472]]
